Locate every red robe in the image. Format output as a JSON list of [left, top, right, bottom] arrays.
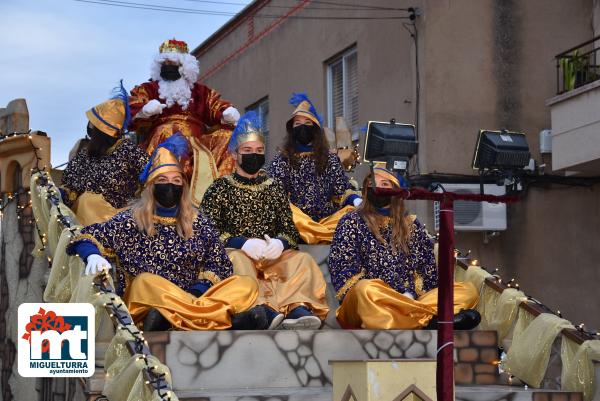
[[129, 80, 235, 177]]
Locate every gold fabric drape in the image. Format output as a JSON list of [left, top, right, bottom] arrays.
[[72, 192, 124, 226], [477, 286, 527, 343], [561, 338, 600, 401], [505, 312, 574, 387], [227, 249, 329, 318], [291, 203, 354, 244], [336, 279, 479, 329], [124, 273, 258, 330]]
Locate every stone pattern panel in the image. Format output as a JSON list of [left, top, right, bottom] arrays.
[[144, 329, 501, 394]]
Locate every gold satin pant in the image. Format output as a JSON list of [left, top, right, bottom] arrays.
[[73, 192, 124, 226], [124, 272, 258, 330], [336, 279, 479, 329], [291, 203, 354, 244], [227, 249, 329, 319]]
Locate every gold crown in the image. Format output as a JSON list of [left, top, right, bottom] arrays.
[[86, 99, 126, 138], [159, 39, 189, 54]]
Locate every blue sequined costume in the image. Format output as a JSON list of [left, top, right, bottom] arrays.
[[267, 150, 359, 221], [67, 209, 233, 295], [328, 211, 437, 300], [61, 139, 149, 208]]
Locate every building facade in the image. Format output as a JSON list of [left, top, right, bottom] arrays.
[[193, 0, 600, 330]]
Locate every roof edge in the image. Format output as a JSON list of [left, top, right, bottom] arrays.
[[191, 0, 270, 57]]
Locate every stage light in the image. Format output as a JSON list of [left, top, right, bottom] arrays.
[[472, 129, 530, 170], [364, 119, 418, 173]]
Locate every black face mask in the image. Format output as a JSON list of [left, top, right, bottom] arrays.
[[160, 64, 181, 81], [87, 124, 118, 158], [367, 187, 392, 208], [153, 183, 183, 208], [293, 124, 315, 145], [239, 153, 265, 175]]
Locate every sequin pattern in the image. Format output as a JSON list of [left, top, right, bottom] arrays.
[[61, 139, 149, 208], [67, 209, 233, 295], [328, 211, 437, 299], [267, 152, 358, 221], [201, 173, 300, 248]]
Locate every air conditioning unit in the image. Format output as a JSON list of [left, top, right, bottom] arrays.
[[433, 183, 507, 231]]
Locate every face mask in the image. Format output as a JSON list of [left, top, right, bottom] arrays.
[[367, 187, 392, 208], [238, 153, 265, 175], [293, 124, 315, 145], [160, 64, 182, 81], [87, 124, 118, 158], [153, 183, 183, 208]]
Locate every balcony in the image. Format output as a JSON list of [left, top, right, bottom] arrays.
[[547, 36, 600, 175]]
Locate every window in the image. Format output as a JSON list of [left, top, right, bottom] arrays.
[[327, 47, 359, 141], [245, 97, 269, 152]]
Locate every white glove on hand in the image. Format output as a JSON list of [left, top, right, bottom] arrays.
[[241, 238, 267, 260], [85, 254, 111, 276], [402, 291, 415, 300], [353, 197, 363, 207], [263, 235, 284, 260], [138, 99, 167, 118], [221, 106, 240, 124]]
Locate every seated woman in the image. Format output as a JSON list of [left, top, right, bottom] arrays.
[[267, 93, 361, 244], [61, 81, 149, 226], [328, 165, 481, 330], [67, 133, 266, 331]]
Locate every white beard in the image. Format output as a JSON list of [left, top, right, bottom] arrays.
[[157, 78, 193, 110]]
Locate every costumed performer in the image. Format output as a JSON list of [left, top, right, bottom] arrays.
[[67, 133, 268, 331], [328, 165, 481, 330], [267, 93, 361, 244], [129, 38, 240, 204], [201, 111, 329, 330], [61, 81, 149, 226]]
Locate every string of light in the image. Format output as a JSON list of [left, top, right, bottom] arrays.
[[31, 169, 176, 401]]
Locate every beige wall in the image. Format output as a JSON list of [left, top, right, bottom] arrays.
[[197, 0, 600, 329]]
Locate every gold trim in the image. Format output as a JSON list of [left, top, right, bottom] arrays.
[[413, 272, 425, 297], [336, 270, 365, 300], [72, 233, 116, 258], [219, 232, 232, 243], [339, 189, 361, 206], [152, 215, 177, 225], [198, 270, 221, 285], [106, 138, 125, 155], [277, 233, 297, 248], [296, 151, 314, 157], [225, 174, 273, 191]]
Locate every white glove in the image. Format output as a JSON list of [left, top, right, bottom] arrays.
[[263, 235, 284, 260], [137, 99, 167, 118], [402, 291, 415, 300], [353, 197, 363, 207], [85, 254, 111, 275], [221, 106, 240, 124], [241, 238, 267, 260]]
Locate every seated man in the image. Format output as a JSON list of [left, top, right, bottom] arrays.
[[67, 133, 266, 331], [201, 111, 329, 329], [61, 81, 149, 226], [267, 93, 361, 244], [328, 165, 481, 330]]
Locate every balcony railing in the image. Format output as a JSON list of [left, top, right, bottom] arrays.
[[555, 35, 600, 94]]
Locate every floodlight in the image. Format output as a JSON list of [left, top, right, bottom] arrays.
[[472, 129, 530, 170], [364, 120, 418, 172]]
